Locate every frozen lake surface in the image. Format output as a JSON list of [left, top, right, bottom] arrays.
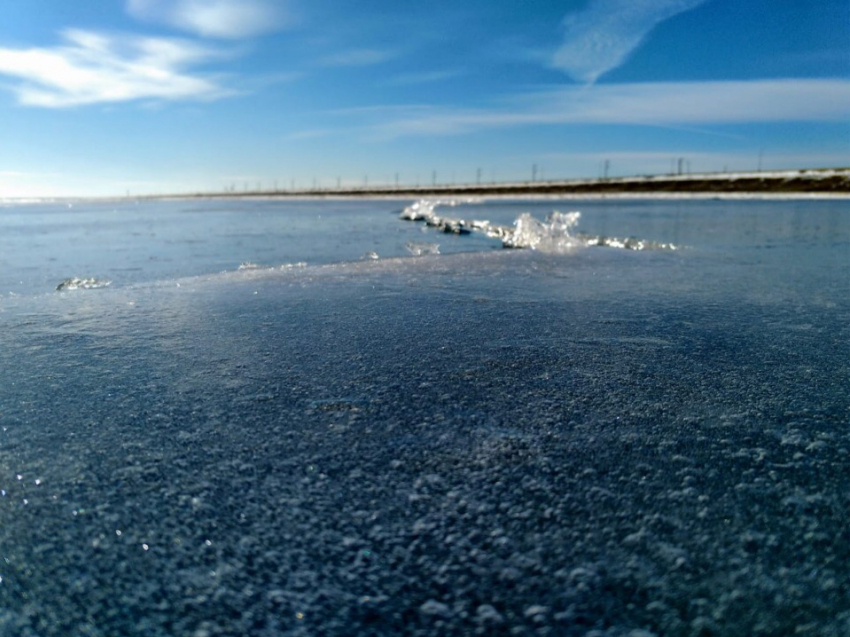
[[0, 197, 848, 636]]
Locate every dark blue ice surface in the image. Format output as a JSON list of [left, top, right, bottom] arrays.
[[0, 197, 848, 636]]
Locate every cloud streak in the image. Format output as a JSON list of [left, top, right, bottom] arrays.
[[361, 79, 850, 138], [126, 0, 287, 39], [0, 29, 229, 107], [553, 0, 708, 83]]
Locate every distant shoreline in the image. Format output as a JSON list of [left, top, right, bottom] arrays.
[[175, 168, 850, 200], [3, 168, 849, 204]]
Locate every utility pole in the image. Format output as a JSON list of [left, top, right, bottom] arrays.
[[432, 170, 436, 187], [603, 160, 610, 180], [395, 173, 399, 188], [757, 149, 764, 172], [678, 158, 684, 176], [476, 168, 481, 185], [532, 164, 538, 182]]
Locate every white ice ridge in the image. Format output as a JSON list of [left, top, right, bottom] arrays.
[[501, 211, 582, 251], [55, 277, 112, 291], [399, 199, 482, 234], [400, 199, 678, 253]]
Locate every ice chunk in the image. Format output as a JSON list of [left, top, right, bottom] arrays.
[[501, 211, 582, 252], [405, 241, 440, 256], [55, 277, 112, 291]]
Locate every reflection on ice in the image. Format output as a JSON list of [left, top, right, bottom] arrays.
[[279, 262, 308, 271], [238, 261, 307, 273]]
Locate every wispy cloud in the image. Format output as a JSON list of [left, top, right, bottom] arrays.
[[126, 0, 287, 39], [0, 29, 230, 107], [362, 79, 850, 138], [317, 48, 396, 67], [553, 0, 708, 83]]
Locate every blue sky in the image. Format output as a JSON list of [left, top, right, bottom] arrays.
[[0, 0, 848, 197]]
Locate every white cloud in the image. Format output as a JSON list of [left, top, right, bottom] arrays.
[[0, 29, 229, 107], [126, 0, 286, 39], [553, 0, 708, 83], [363, 79, 850, 137]]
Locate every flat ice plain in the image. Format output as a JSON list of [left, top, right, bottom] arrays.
[[0, 197, 848, 636]]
